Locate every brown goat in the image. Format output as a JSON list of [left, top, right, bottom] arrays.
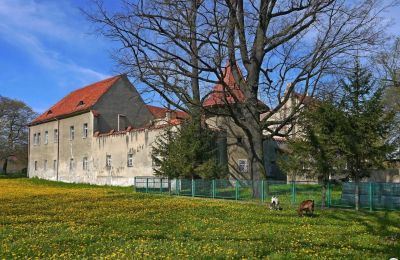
[[297, 200, 314, 216]]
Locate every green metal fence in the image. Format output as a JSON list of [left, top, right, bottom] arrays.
[[134, 177, 400, 211]]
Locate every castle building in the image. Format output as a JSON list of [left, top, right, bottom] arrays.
[[28, 75, 186, 185], [29, 66, 302, 185]]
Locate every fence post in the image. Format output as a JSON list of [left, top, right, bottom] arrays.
[[212, 180, 216, 198], [291, 181, 296, 205], [192, 179, 195, 197], [134, 177, 136, 190], [261, 180, 265, 203], [175, 179, 178, 195], [146, 178, 149, 193], [235, 180, 239, 201], [327, 181, 331, 208], [160, 178, 163, 193], [369, 182, 373, 212]]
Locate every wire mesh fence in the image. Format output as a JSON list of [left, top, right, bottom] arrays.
[[134, 177, 400, 211]]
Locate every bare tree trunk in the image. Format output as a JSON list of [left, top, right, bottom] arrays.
[[2, 158, 8, 175], [321, 183, 327, 209], [249, 128, 265, 198], [355, 176, 360, 211]]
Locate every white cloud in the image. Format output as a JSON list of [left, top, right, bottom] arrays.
[[0, 0, 109, 82]]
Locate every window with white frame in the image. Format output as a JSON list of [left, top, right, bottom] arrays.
[[54, 129, 58, 143], [33, 133, 37, 145], [69, 158, 74, 171], [83, 157, 88, 170], [44, 160, 47, 171], [106, 155, 112, 168], [82, 123, 88, 138], [238, 159, 248, 173], [127, 153, 133, 167], [34, 161, 38, 171], [37, 132, 41, 145], [53, 160, 57, 171], [44, 131, 48, 144], [70, 126, 74, 140]]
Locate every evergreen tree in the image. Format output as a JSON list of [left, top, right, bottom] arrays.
[[278, 98, 346, 208], [279, 61, 394, 210], [339, 61, 394, 210], [151, 120, 227, 179]]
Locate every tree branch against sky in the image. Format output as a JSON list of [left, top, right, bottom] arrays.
[[86, 0, 396, 185], [0, 96, 37, 174]]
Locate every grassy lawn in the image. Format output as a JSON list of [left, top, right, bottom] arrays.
[[0, 178, 399, 259]]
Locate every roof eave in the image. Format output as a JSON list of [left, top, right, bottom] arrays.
[[28, 108, 92, 126]]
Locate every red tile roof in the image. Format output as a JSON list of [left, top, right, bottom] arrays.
[[292, 92, 314, 105], [203, 64, 246, 107], [31, 75, 122, 125], [146, 105, 188, 119], [203, 64, 268, 110]]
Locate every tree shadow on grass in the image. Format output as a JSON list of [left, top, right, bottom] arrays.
[[322, 209, 400, 256], [0, 172, 27, 179]]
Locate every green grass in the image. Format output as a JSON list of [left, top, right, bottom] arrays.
[[0, 178, 399, 259]]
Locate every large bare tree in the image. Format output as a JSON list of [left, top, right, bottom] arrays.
[[376, 37, 400, 158], [86, 0, 392, 188], [0, 96, 36, 174]]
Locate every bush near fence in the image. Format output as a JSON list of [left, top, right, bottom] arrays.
[[134, 177, 400, 211]]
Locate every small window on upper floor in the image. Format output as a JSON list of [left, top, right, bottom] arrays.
[[44, 131, 48, 145], [70, 126, 74, 140], [83, 123, 88, 138], [34, 161, 38, 171], [33, 133, 37, 145], [54, 129, 58, 143], [37, 132, 41, 145]]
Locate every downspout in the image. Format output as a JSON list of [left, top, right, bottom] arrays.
[[56, 118, 60, 181], [27, 127, 30, 178]]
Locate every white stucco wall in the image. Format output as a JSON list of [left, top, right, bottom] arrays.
[[29, 112, 172, 186]]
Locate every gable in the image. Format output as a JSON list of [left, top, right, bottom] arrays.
[[30, 75, 122, 125]]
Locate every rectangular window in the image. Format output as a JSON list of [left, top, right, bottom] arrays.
[[44, 131, 48, 144], [83, 157, 88, 170], [69, 158, 74, 171], [238, 159, 248, 173], [34, 161, 38, 171], [53, 160, 57, 171], [83, 123, 88, 138], [70, 126, 74, 140], [37, 132, 41, 145], [54, 129, 58, 143], [44, 160, 47, 170], [106, 155, 112, 168], [33, 133, 37, 145], [127, 154, 133, 167]]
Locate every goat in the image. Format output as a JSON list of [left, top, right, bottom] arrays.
[[269, 196, 283, 210], [297, 200, 314, 216]]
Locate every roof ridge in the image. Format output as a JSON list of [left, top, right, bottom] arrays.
[[30, 75, 122, 125]]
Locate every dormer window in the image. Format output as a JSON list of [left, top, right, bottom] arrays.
[[77, 101, 85, 106], [47, 110, 53, 115]]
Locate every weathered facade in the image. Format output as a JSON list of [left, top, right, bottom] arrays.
[[29, 67, 291, 186], [28, 75, 182, 186], [203, 65, 287, 181]]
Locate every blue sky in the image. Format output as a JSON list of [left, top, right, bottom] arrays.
[[0, 0, 399, 114]]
